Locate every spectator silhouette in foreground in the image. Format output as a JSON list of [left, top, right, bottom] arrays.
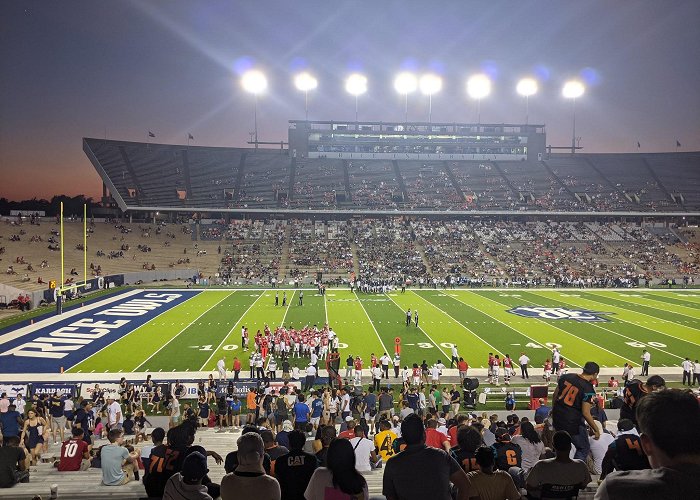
[[220, 432, 280, 500], [305, 437, 369, 500], [594, 389, 700, 499], [526, 431, 591, 499], [383, 413, 469, 500]]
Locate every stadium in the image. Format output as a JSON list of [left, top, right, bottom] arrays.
[[1, 2, 699, 499]]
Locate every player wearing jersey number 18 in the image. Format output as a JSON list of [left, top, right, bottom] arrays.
[[552, 361, 600, 461]]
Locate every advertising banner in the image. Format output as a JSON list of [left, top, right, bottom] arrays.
[[30, 383, 79, 398], [0, 383, 28, 398]]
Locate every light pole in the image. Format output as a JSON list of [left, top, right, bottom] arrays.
[[562, 80, 585, 154], [516, 77, 538, 125], [467, 73, 491, 126], [294, 72, 318, 121], [394, 72, 417, 124], [241, 69, 267, 149], [419, 73, 442, 124], [345, 73, 367, 123]]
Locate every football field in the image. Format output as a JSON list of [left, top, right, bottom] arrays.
[[1, 288, 699, 374]]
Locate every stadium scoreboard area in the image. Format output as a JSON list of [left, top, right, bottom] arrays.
[[288, 119, 547, 162]]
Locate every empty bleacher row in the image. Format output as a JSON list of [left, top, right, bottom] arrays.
[[84, 139, 700, 212]]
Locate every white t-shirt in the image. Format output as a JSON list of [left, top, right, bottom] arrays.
[[341, 393, 351, 413], [63, 398, 75, 412], [519, 355, 530, 366], [217, 359, 226, 372], [304, 467, 369, 500], [14, 398, 26, 415], [349, 436, 375, 472], [511, 435, 545, 472], [431, 366, 440, 380], [682, 360, 693, 371], [107, 401, 123, 425], [588, 432, 615, 474], [306, 365, 317, 377]]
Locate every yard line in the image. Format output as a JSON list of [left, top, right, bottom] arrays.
[[135, 292, 233, 371], [582, 293, 700, 333], [552, 292, 700, 348], [602, 292, 700, 321], [545, 292, 696, 357], [476, 291, 635, 366], [279, 291, 296, 327], [199, 291, 265, 371], [67, 292, 202, 372], [323, 292, 329, 325], [443, 292, 583, 368], [352, 291, 390, 355], [400, 291, 486, 361]]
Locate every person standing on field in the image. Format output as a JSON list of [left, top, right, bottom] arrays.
[[519, 352, 530, 379], [640, 349, 650, 376]]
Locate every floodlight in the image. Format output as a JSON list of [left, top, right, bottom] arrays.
[[241, 70, 267, 94], [294, 72, 318, 92], [467, 74, 491, 100], [516, 78, 538, 97], [345, 73, 367, 96], [394, 72, 418, 95], [419, 73, 442, 95], [562, 80, 585, 99]]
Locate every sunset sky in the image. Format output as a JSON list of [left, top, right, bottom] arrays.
[[1, 0, 699, 201]]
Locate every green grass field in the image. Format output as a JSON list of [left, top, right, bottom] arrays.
[[67, 288, 700, 373]]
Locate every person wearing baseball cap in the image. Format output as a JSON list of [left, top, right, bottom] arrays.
[[552, 361, 600, 461], [162, 451, 212, 499], [619, 375, 665, 425]]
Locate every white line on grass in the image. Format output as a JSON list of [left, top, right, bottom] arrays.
[[477, 291, 633, 366], [386, 292, 450, 360], [199, 291, 266, 371], [606, 292, 700, 320], [352, 291, 390, 355], [66, 292, 203, 372], [279, 291, 296, 328], [543, 291, 700, 349], [135, 292, 233, 371]]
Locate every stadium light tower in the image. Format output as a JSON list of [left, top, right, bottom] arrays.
[[241, 69, 268, 149], [394, 72, 418, 124], [467, 73, 491, 125], [562, 80, 585, 154], [294, 72, 318, 121], [516, 77, 538, 125], [345, 73, 367, 123], [419, 73, 442, 123]]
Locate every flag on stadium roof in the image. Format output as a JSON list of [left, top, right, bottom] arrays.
[[148, 131, 155, 138]]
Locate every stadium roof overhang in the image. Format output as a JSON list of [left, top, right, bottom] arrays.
[[117, 206, 700, 218]]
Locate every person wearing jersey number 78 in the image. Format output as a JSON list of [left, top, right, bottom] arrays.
[[551, 361, 600, 461]]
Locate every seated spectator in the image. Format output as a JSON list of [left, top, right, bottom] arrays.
[[275, 429, 318, 499], [465, 446, 520, 500], [0, 436, 29, 488], [261, 429, 288, 476], [589, 420, 615, 475], [221, 432, 280, 500], [594, 389, 700, 499], [600, 419, 649, 480], [101, 428, 138, 486], [509, 421, 545, 487], [57, 427, 90, 471], [492, 428, 522, 472], [425, 418, 451, 451], [0, 403, 22, 445], [163, 451, 213, 500], [140, 427, 165, 472], [451, 424, 483, 473], [305, 438, 369, 500], [526, 431, 591, 499], [349, 426, 377, 473], [383, 413, 469, 500]]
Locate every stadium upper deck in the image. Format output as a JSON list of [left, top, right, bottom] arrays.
[[84, 135, 700, 215]]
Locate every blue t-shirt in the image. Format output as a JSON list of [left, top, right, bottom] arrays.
[[198, 402, 209, 418], [311, 398, 324, 418], [230, 401, 241, 414], [0, 411, 21, 437], [406, 393, 419, 410], [293, 402, 309, 423], [364, 393, 377, 411]]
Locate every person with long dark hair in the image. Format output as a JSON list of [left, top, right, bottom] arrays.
[[304, 438, 368, 500], [510, 420, 546, 487]]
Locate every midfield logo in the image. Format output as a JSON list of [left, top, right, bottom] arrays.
[[507, 306, 613, 322]]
